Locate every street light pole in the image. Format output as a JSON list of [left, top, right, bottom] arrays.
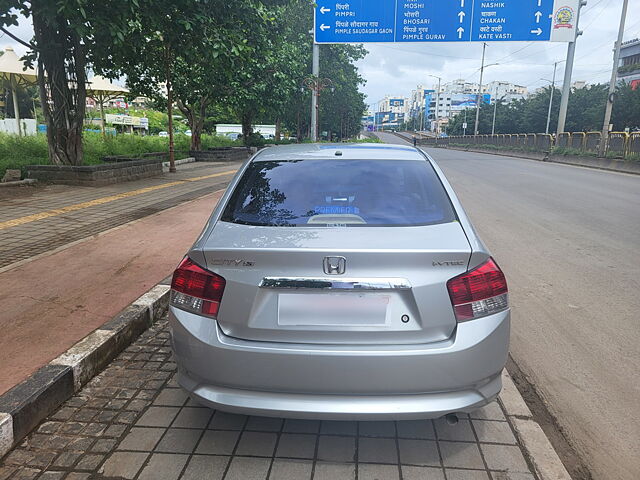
[[474, 43, 487, 136], [310, 42, 319, 142], [428, 75, 442, 135], [598, 0, 629, 157], [303, 75, 333, 141], [545, 62, 558, 135], [557, 1, 586, 136]]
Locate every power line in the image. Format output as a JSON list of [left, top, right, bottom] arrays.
[[581, 0, 615, 30], [374, 44, 476, 60]]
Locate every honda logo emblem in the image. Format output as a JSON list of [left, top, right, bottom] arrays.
[[323, 256, 346, 275]]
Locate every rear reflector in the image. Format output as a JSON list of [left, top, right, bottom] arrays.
[[447, 258, 508, 322], [171, 257, 226, 318]]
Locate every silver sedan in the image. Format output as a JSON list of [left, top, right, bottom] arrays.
[[168, 143, 510, 420]]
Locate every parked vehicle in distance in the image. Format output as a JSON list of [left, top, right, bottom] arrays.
[[226, 132, 242, 141], [158, 131, 169, 137], [169, 143, 510, 420], [185, 130, 192, 137]]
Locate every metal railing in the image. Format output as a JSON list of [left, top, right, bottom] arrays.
[[416, 132, 638, 159]]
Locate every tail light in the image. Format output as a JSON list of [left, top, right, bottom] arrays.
[[447, 257, 508, 322], [170, 257, 226, 318]]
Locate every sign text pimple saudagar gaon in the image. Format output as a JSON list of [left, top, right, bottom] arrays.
[[314, 0, 581, 44]]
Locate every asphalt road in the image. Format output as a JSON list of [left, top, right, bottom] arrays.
[[375, 131, 640, 480]]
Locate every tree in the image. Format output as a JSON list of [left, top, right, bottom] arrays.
[[318, 45, 368, 140], [446, 82, 639, 135], [96, 0, 291, 155], [224, 0, 311, 144], [611, 82, 640, 131], [230, 1, 367, 144], [1, 0, 137, 165], [93, 0, 217, 169]]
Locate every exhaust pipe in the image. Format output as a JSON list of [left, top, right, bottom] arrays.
[[445, 413, 459, 425]]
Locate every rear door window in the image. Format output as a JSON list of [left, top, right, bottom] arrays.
[[221, 159, 456, 227]]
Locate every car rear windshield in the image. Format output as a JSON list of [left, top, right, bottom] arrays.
[[220, 159, 456, 227]]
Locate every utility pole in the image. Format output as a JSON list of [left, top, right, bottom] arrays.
[[436, 77, 441, 135], [557, 1, 586, 136], [310, 42, 319, 142], [474, 43, 487, 136], [545, 62, 558, 135], [598, 0, 628, 157], [491, 96, 504, 135]]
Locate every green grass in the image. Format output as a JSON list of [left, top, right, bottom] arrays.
[[0, 133, 49, 178], [449, 143, 542, 154], [551, 146, 597, 157], [447, 143, 640, 163], [0, 132, 238, 178]]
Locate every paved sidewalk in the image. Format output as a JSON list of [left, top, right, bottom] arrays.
[[0, 162, 240, 395], [0, 315, 538, 480], [0, 162, 239, 270]]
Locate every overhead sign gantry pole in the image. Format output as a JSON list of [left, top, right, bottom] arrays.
[[556, 0, 586, 136]]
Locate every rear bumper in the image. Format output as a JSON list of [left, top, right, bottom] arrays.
[[169, 307, 510, 420]]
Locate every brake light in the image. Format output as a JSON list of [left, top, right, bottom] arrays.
[[447, 258, 508, 321], [170, 257, 226, 317]]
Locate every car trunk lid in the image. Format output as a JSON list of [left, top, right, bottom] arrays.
[[200, 221, 471, 345]]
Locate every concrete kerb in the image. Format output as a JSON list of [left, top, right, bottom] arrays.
[[0, 179, 37, 188], [0, 283, 170, 459], [500, 370, 572, 480], [162, 157, 195, 172], [0, 414, 11, 457]]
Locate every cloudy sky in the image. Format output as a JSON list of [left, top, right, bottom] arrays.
[[1, 0, 638, 110], [355, 0, 640, 108]]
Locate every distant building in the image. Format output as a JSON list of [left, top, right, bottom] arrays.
[[618, 38, 640, 89], [571, 81, 587, 90], [441, 79, 482, 95], [378, 96, 410, 116], [406, 79, 527, 132], [485, 81, 528, 103], [375, 96, 410, 129]]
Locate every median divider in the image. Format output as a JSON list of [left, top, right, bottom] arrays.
[[442, 144, 640, 175], [0, 283, 171, 459]]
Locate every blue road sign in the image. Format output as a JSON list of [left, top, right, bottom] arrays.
[[314, 0, 562, 44]]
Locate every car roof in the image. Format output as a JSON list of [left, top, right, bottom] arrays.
[[252, 143, 425, 162]]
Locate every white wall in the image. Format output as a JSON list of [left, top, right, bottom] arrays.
[[216, 124, 276, 136], [0, 119, 37, 135]]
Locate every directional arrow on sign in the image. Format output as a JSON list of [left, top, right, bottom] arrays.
[[320, 6, 331, 14], [534, 11, 542, 23], [458, 11, 466, 23], [530, 28, 543, 36], [320, 24, 331, 31], [457, 26, 465, 39]]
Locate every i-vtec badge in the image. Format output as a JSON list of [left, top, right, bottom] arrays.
[[210, 259, 255, 267], [433, 261, 466, 267]]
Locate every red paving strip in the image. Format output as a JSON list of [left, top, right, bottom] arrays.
[[0, 191, 223, 395]]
